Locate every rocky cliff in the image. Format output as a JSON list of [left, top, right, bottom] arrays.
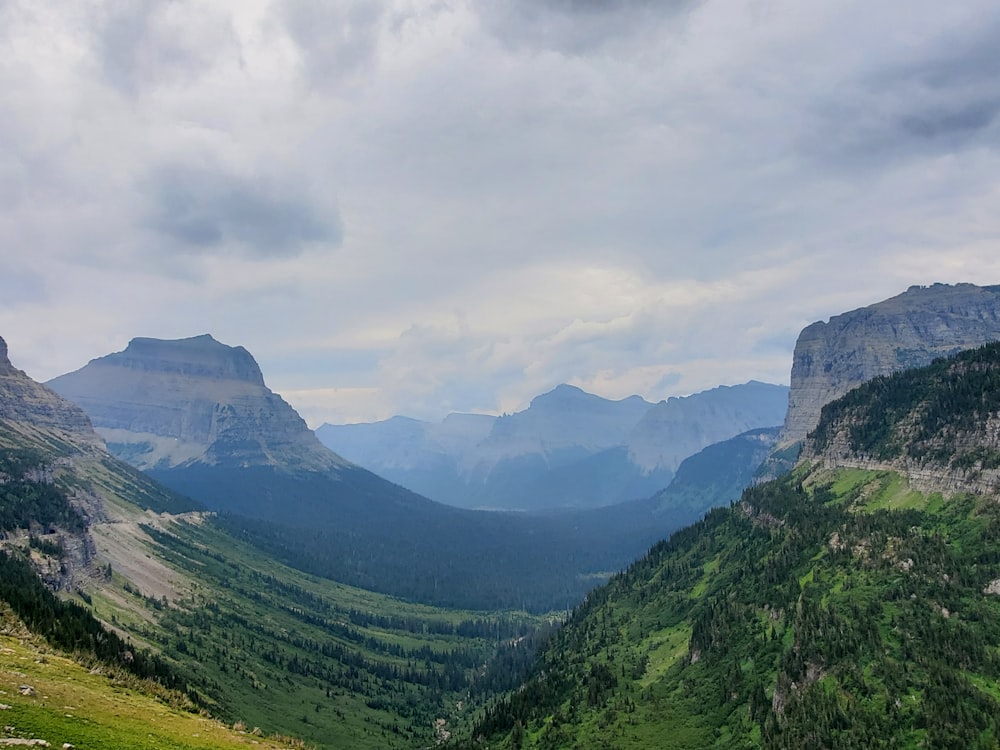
[[781, 283, 1000, 445], [0, 335, 101, 448], [47, 334, 347, 472]]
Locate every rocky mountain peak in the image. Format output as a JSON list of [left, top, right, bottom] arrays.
[[103, 334, 265, 386], [47, 335, 346, 472], [781, 283, 1000, 446]]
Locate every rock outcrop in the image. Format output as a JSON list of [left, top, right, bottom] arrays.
[[47, 334, 347, 472], [0, 335, 101, 447], [781, 283, 1000, 445]]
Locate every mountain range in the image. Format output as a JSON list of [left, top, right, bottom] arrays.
[[0, 333, 548, 748], [316, 380, 789, 510], [5, 281, 1000, 748]]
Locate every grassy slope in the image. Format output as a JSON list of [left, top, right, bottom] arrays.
[[457, 466, 1000, 750], [0, 605, 298, 750]]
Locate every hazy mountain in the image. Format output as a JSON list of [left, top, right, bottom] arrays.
[[781, 282, 1000, 446], [45, 334, 679, 611], [317, 381, 788, 510], [624, 380, 789, 473], [461, 343, 1000, 749]]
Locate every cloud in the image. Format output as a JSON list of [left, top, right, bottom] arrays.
[[280, 0, 391, 92], [0, 267, 45, 308], [143, 163, 342, 259], [478, 0, 695, 56], [4, 0, 1000, 426], [93, 1, 237, 96]]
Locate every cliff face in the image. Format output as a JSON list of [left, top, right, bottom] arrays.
[[0, 335, 101, 447], [47, 334, 347, 472], [782, 283, 1000, 445]]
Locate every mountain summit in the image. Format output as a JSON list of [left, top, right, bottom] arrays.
[[47, 334, 346, 472]]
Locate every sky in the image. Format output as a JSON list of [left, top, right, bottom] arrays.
[[2, 0, 1000, 427]]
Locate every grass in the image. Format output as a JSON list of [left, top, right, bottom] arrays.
[[639, 622, 691, 688], [0, 607, 300, 750]]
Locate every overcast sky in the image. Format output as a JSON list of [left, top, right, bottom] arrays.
[[2, 0, 1000, 426]]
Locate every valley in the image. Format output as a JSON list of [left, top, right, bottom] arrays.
[[4, 283, 1000, 748]]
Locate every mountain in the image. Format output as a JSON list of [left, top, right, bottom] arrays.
[[456, 343, 1000, 749], [48, 334, 347, 472], [0, 333, 551, 749], [624, 381, 789, 473], [46, 335, 667, 611], [806, 340, 1000, 497], [781, 282, 1000, 446], [317, 381, 788, 510]]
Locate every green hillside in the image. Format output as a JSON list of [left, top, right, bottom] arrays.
[[0, 419, 542, 749], [454, 346, 1000, 749]]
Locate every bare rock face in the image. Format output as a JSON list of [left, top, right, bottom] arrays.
[[781, 283, 1000, 445], [0, 335, 101, 446], [47, 334, 347, 472]]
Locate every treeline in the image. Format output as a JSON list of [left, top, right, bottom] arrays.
[[211, 510, 596, 613]]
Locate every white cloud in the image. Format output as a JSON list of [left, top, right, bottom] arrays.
[[1, 0, 999, 425]]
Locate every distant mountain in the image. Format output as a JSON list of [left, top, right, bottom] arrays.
[[460, 344, 1000, 750], [46, 335, 675, 611], [552, 426, 781, 555], [625, 381, 789, 473], [317, 381, 789, 510], [781, 282, 1000, 446], [48, 334, 347, 472]]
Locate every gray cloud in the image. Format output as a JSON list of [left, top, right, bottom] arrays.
[[144, 164, 341, 259], [478, 0, 695, 56], [798, 12, 1000, 169], [281, 0, 391, 92], [93, 1, 234, 96]]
